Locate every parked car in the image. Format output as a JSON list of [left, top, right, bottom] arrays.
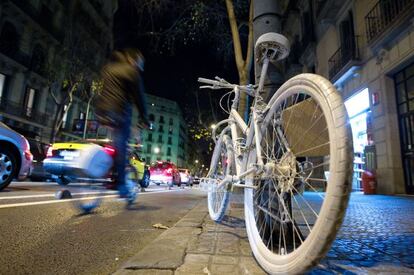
[[27, 139, 53, 182], [44, 139, 150, 187], [178, 168, 192, 186], [149, 161, 181, 187], [0, 122, 33, 190]]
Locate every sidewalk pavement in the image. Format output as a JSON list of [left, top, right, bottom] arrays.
[[115, 192, 414, 275]]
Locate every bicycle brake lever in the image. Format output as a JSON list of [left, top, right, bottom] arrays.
[[200, 85, 221, 90]]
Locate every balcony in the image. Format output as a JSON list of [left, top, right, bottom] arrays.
[[11, 0, 64, 42], [328, 36, 360, 81], [365, 0, 414, 47], [0, 98, 50, 126], [0, 46, 30, 68]]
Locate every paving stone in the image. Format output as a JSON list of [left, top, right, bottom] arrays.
[[211, 255, 237, 265], [114, 269, 173, 275], [118, 193, 414, 275]]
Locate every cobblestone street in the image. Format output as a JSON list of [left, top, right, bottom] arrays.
[[312, 193, 414, 274], [117, 192, 414, 274]]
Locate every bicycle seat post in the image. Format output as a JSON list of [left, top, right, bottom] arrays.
[[254, 32, 290, 94]]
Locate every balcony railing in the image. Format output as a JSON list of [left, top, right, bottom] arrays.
[[0, 98, 50, 126], [328, 36, 360, 80], [365, 0, 414, 43]]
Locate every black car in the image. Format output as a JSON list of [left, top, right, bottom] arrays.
[[28, 139, 53, 182]]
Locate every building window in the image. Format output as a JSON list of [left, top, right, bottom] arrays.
[[159, 125, 164, 133], [158, 135, 163, 143], [0, 73, 6, 101], [147, 133, 153, 141], [25, 87, 37, 117], [62, 104, 68, 128], [147, 144, 152, 154], [167, 147, 171, 156], [169, 118, 173, 125], [0, 22, 20, 58], [30, 44, 46, 74], [167, 158, 170, 162], [149, 113, 155, 121], [168, 126, 173, 134], [159, 115, 165, 123], [168, 137, 172, 145]]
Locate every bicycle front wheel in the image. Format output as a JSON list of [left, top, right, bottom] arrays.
[[207, 134, 234, 222], [245, 73, 353, 274]]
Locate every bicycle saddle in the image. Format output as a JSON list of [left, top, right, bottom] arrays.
[[255, 32, 290, 63]]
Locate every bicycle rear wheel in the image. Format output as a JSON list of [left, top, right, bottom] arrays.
[[207, 134, 234, 222], [245, 73, 353, 274]]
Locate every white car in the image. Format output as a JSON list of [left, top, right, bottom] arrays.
[[178, 168, 192, 185], [0, 122, 33, 190]]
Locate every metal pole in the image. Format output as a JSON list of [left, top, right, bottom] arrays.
[[83, 96, 94, 139], [253, 0, 284, 101]]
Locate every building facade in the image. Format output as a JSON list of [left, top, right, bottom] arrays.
[[0, 0, 117, 143], [282, 0, 414, 194], [140, 94, 188, 168]]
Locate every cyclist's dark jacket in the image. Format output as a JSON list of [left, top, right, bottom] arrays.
[[95, 52, 147, 126]]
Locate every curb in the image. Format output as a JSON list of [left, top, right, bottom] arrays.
[[114, 200, 208, 274]]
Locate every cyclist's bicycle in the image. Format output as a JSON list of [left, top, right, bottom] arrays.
[[198, 32, 353, 274]]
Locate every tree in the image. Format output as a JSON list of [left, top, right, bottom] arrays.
[[128, 0, 254, 118], [225, 0, 254, 119], [45, 1, 105, 142]]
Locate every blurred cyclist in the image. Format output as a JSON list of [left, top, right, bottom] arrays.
[[95, 48, 149, 196]]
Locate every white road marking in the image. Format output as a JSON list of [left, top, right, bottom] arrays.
[[0, 189, 181, 209]]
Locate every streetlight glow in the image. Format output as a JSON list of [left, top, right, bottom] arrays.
[[154, 147, 160, 154], [211, 124, 216, 129]]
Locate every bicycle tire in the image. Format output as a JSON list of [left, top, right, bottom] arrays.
[[207, 134, 234, 222], [244, 73, 353, 274]]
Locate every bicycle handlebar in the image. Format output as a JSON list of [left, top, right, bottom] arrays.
[[198, 77, 256, 96]]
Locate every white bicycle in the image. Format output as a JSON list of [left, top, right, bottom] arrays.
[[198, 32, 353, 274]]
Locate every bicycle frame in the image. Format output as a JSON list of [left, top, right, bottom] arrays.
[[212, 57, 272, 189]]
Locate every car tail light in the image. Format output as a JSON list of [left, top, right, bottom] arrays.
[[103, 145, 116, 157], [165, 168, 173, 175], [24, 150, 33, 161]]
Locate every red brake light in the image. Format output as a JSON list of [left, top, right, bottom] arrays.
[[103, 145, 116, 157]]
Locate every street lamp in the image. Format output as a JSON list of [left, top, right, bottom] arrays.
[[210, 124, 216, 129], [154, 147, 160, 154], [195, 159, 199, 164]]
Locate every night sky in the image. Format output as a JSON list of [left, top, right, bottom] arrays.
[[113, 0, 242, 125]]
